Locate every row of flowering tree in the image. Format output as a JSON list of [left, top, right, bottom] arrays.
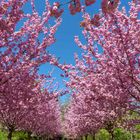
[[61, 0, 140, 139], [0, 0, 140, 140], [0, 0, 62, 139]]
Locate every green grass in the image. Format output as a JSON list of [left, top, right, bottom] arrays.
[[0, 130, 27, 140], [0, 126, 140, 140]]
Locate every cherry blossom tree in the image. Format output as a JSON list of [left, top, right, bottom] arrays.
[[21, 90, 62, 139], [0, 0, 140, 139], [0, 0, 61, 87], [0, 0, 62, 139], [0, 70, 63, 140], [63, 92, 104, 139], [0, 68, 39, 140], [61, 0, 140, 139]]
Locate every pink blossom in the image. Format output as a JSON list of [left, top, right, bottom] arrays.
[[101, 0, 120, 14], [69, 0, 81, 15], [85, 0, 96, 6], [50, 2, 64, 18]]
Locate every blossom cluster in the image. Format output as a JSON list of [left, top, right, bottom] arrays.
[[50, 0, 120, 18], [50, 0, 96, 18]]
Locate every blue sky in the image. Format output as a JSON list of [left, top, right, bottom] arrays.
[[22, 0, 131, 102]]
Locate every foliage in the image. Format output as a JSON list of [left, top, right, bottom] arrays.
[[113, 128, 131, 140], [0, 130, 28, 140], [96, 129, 110, 140], [0, 130, 7, 140]]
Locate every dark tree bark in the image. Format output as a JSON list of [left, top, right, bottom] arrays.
[[85, 135, 88, 140], [110, 131, 114, 140], [7, 128, 13, 140], [92, 134, 96, 140], [27, 131, 32, 140]]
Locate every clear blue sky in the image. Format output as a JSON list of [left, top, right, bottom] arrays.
[[22, 0, 131, 102]]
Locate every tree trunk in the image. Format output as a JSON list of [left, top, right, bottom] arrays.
[[27, 132, 32, 140], [85, 135, 88, 140], [92, 134, 95, 140], [110, 131, 114, 140], [7, 129, 13, 140]]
